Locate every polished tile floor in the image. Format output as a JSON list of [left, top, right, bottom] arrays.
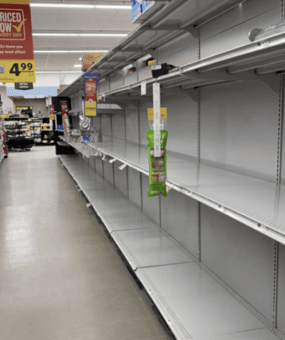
[[0, 147, 171, 340]]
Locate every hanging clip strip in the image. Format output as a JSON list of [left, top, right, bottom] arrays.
[[153, 82, 161, 157], [119, 163, 127, 170]]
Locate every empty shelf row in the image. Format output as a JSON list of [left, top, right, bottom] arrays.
[[58, 153, 193, 270], [58, 153, 284, 340], [60, 137, 285, 246], [59, 0, 246, 98]]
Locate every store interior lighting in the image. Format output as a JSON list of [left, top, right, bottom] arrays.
[[36, 71, 83, 74], [33, 33, 128, 37], [34, 50, 108, 53], [30, 3, 131, 9]]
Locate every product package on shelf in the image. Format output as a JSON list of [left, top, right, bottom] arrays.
[[147, 130, 168, 197]]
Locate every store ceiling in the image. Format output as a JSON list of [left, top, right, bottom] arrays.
[[30, 0, 137, 71]]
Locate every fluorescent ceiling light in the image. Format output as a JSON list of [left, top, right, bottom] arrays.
[[74, 65, 82, 68], [95, 5, 131, 9], [30, 3, 131, 9], [36, 71, 83, 74], [33, 33, 127, 37], [31, 3, 94, 8], [34, 50, 108, 53]]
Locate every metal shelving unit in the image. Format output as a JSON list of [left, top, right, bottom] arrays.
[[59, 136, 92, 158], [58, 0, 247, 98], [136, 263, 280, 340], [57, 1, 285, 339], [59, 136, 285, 245], [59, 153, 283, 340]]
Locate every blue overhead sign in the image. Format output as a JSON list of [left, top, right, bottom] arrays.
[[131, 1, 158, 23]]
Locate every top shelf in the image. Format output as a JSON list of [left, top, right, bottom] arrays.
[[58, 0, 247, 98], [103, 29, 285, 101]]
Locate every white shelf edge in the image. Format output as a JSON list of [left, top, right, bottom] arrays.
[[73, 139, 285, 246], [58, 0, 248, 98], [59, 137, 91, 159], [58, 153, 277, 340], [58, 154, 193, 272]]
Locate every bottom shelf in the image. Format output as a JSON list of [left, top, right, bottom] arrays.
[[59, 154, 193, 271], [137, 263, 277, 340], [58, 153, 284, 340]]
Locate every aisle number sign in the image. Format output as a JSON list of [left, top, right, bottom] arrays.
[[84, 74, 97, 117], [0, 0, 35, 83]]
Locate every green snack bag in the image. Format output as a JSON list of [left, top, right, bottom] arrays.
[[147, 129, 168, 197]]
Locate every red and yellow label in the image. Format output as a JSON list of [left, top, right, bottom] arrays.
[[49, 105, 55, 120], [84, 74, 97, 116], [0, 0, 35, 83]]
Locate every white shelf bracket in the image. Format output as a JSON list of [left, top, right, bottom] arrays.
[[183, 24, 198, 38]]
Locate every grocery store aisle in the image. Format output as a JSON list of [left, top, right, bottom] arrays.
[[0, 147, 171, 340]]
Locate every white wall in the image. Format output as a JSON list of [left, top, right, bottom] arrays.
[[0, 86, 14, 114]]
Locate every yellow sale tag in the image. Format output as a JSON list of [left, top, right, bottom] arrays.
[[0, 60, 35, 83], [147, 108, 154, 121], [85, 100, 97, 116], [160, 107, 167, 120], [147, 107, 167, 121]]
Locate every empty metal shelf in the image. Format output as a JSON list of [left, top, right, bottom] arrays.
[[194, 328, 284, 340], [59, 154, 193, 270], [59, 154, 103, 190], [59, 137, 92, 158], [88, 138, 285, 245], [83, 187, 156, 234], [59, 154, 284, 340], [59, 0, 246, 98], [136, 263, 272, 340], [112, 228, 194, 270]]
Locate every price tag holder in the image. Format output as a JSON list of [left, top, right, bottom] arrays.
[[119, 164, 127, 170]]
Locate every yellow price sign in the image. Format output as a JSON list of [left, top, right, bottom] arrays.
[[0, 60, 35, 83], [85, 100, 97, 116], [147, 107, 167, 121]]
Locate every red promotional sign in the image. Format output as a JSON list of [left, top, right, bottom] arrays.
[[85, 79, 97, 102], [61, 101, 68, 115], [84, 74, 97, 116], [0, 0, 35, 83], [49, 105, 55, 120], [0, 4, 34, 59]]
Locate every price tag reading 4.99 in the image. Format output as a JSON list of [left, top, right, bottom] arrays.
[[0, 60, 36, 83], [10, 63, 34, 76]]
